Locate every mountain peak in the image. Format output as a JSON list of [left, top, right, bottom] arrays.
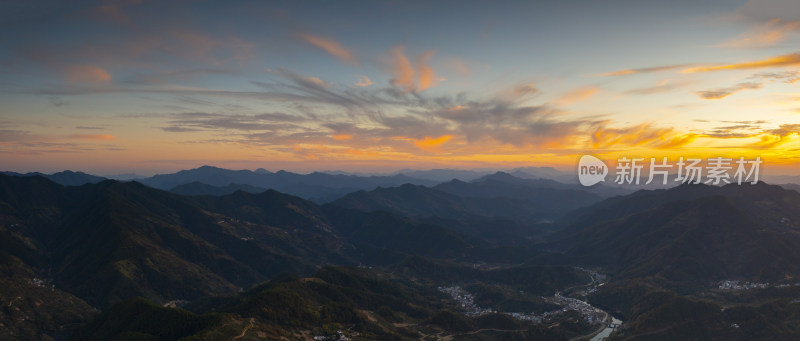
[[473, 171, 520, 183]]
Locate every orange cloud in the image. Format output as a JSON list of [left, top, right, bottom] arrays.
[[331, 134, 353, 141], [591, 123, 672, 148], [71, 134, 116, 140], [555, 86, 598, 105], [750, 124, 800, 149], [413, 135, 453, 151], [389, 46, 439, 92], [416, 51, 438, 91], [306, 76, 329, 87], [355, 75, 373, 87], [682, 53, 800, 73], [297, 33, 358, 66], [656, 133, 699, 149], [65, 65, 112, 83], [720, 19, 800, 48], [390, 46, 416, 92]]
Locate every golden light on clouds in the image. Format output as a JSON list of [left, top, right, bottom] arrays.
[[555, 86, 598, 105], [412, 135, 453, 151], [682, 53, 800, 73], [331, 134, 353, 141]]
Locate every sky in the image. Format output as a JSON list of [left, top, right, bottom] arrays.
[[1, 0, 799, 176]]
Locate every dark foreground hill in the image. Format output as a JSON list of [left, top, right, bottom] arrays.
[[0, 174, 489, 309], [7, 172, 800, 340], [0, 174, 593, 340], [559, 182, 800, 283], [552, 182, 800, 339], [73, 267, 583, 340]]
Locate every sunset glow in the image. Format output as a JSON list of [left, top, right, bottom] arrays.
[[1, 0, 799, 175]]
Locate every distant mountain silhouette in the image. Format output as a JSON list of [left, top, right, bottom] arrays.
[[169, 181, 267, 196], [2, 170, 106, 186], [335, 173, 605, 223], [137, 165, 438, 201]]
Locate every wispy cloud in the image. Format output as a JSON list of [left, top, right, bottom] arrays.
[[64, 65, 112, 83], [626, 79, 689, 95], [597, 64, 690, 77], [355, 75, 373, 87], [388, 46, 440, 92], [682, 53, 800, 73], [554, 86, 598, 105], [590, 123, 673, 148], [70, 134, 116, 140], [695, 82, 763, 99], [297, 33, 359, 66], [656, 133, 700, 149], [389, 46, 415, 92], [719, 18, 800, 48]]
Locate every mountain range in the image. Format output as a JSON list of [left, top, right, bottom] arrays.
[[5, 167, 800, 339]]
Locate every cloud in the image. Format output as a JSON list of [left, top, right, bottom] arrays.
[[412, 135, 453, 151], [75, 126, 105, 130], [682, 53, 800, 73], [87, 0, 145, 24], [752, 70, 800, 83], [355, 75, 373, 87], [70, 134, 116, 140], [597, 64, 691, 77], [48, 96, 68, 107], [305, 76, 329, 87], [416, 50, 439, 91], [695, 82, 763, 99], [331, 134, 353, 141], [508, 83, 539, 99], [554, 86, 598, 105], [64, 65, 112, 83], [388, 46, 440, 93], [389, 46, 416, 92], [0, 129, 31, 142], [626, 79, 688, 95], [720, 18, 800, 48], [162, 126, 201, 132], [125, 68, 236, 85], [656, 133, 700, 149], [735, 0, 800, 22], [769, 123, 800, 136], [446, 58, 472, 77], [159, 111, 309, 133], [705, 122, 766, 138], [693, 123, 800, 149], [750, 125, 800, 149], [590, 123, 673, 149], [297, 33, 359, 66]]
